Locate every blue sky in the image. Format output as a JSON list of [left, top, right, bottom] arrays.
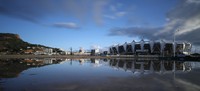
[[0, 0, 200, 51]]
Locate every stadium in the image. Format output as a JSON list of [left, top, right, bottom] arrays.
[[109, 39, 192, 56]]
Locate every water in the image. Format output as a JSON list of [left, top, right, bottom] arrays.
[[0, 58, 200, 91]]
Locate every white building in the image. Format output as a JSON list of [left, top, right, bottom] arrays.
[[109, 39, 192, 56]]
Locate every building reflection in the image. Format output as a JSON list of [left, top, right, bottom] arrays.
[[91, 58, 102, 67], [76, 58, 193, 74], [108, 59, 193, 74], [79, 59, 85, 65], [21, 58, 66, 65], [1, 58, 199, 78]]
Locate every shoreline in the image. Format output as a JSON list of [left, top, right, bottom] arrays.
[[0, 55, 199, 61], [0, 55, 110, 59], [0, 55, 161, 59]]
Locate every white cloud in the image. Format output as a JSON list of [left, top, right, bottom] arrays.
[[104, 11, 127, 20], [186, 0, 200, 4], [93, 0, 109, 26], [103, 15, 116, 19], [176, 15, 200, 35], [52, 22, 79, 29], [116, 11, 126, 17], [154, 19, 181, 36], [91, 45, 101, 49], [110, 5, 117, 12]]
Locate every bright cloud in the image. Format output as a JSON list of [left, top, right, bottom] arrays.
[[52, 22, 79, 29]]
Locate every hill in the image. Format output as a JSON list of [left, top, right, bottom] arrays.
[[0, 33, 51, 54]]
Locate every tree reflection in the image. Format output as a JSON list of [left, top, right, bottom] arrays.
[[0, 58, 65, 78]]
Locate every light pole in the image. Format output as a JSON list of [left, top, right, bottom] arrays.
[[173, 29, 179, 57], [70, 47, 73, 55]]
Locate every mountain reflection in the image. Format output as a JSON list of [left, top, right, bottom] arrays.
[[0, 58, 65, 78]]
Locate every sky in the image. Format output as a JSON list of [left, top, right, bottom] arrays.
[[0, 0, 200, 51]]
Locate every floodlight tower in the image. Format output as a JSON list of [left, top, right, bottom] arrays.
[[173, 29, 179, 57]]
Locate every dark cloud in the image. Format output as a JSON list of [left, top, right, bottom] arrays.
[[0, 0, 55, 23], [177, 28, 200, 45], [108, 27, 162, 40], [108, 0, 200, 45], [167, 0, 200, 20], [156, 0, 200, 45], [0, 0, 111, 26]]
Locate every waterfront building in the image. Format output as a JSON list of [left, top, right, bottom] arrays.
[[44, 48, 53, 55], [91, 48, 100, 56], [74, 47, 90, 56], [109, 39, 192, 56], [79, 47, 85, 53], [34, 48, 54, 55]]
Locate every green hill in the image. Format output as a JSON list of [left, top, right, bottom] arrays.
[[0, 33, 50, 54]]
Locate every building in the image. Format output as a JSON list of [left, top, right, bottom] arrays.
[[34, 48, 53, 55], [79, 47, 85, 53], [109, 39, 192, 56], [91, 48, 100, 56], [73, 47, 90, 56], [44, 48, 53, 55]]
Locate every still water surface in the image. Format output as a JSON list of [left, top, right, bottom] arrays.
[[0, 58, 200, 91]]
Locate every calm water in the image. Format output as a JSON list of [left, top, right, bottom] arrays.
[[0, 58, 200, 91]]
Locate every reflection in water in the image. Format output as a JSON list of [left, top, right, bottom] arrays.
[[0, 58, 65, 78], [109, 59, 192, 75], [0, 58, 200, 91]]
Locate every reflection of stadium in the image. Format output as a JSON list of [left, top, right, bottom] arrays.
[[109, 59, 192, 74], [109, 39, 192, 56]]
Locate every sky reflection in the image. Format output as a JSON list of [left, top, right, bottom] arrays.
[[1, 58, 200, 91]]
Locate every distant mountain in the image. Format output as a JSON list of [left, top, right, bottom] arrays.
[[0, 33, 51, 54]]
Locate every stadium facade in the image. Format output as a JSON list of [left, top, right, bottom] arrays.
[[109, 39, 192, 56]]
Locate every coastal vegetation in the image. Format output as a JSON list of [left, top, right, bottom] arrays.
[[0, 33, 63, 55]]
